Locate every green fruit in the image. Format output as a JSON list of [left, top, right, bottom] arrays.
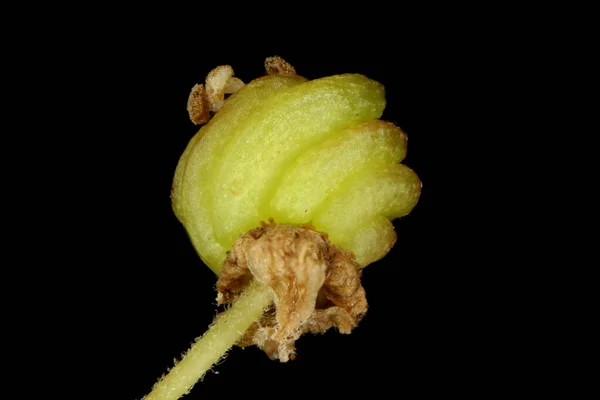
[[269, 119, 408, 223], [172, 75, 307, 272], [172, 71, 420, 274], [312, 163, 421, 266]]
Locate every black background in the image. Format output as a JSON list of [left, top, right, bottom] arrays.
[[63, 40, 487, 398], [8, 7, 548, 398]]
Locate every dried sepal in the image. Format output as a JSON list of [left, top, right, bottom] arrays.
[[187, 83, 210, 125], [265, 56, 296, 76], [217, 220, 368, 362], [223, 76, 245, 93], [205, 65, 242, 112], [187, 65, 246, 125]]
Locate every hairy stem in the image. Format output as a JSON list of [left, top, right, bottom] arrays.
[[143, 281, 273, 400]]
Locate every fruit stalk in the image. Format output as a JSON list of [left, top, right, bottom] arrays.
[[143, 281, 273, 400]]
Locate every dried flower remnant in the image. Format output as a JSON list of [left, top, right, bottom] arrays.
[[187, 65, 245, 124], [265, 56, 297, 76], [218, 220, 367, 362], [187, 83, 210, 125]]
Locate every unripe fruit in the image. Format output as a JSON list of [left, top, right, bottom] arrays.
[[172, 65, 420, 274]]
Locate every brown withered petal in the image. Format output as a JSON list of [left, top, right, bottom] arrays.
[[187, 65, 246, 124], [217, 220, 368, 362], [188, 57, 294, 125], [265, 56, 296, 76], [205, 65, 244, 113], [187, 83, 210, 125], [223, 76, 245, 93]]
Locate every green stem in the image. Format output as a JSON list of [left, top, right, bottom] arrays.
[[143, 281, 273, 400]]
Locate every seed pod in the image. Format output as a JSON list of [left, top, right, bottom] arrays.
[[172, 59, 421, 275]]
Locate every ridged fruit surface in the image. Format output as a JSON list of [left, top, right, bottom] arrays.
[[172, 73, 421, 274]]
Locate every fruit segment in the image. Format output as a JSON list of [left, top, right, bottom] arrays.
[[313, 163, 421, 267], [211, 74, 386, 248], [171, 130, 203, 221], [332, 216, 397, 267], [172, 75, 307, 273], [268, 120, 407, 223]]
